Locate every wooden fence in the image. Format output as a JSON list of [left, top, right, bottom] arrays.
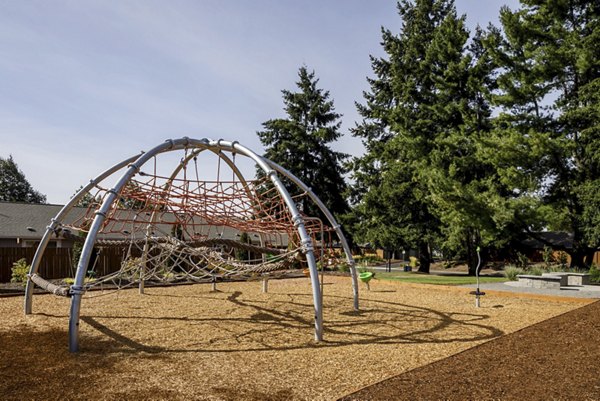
[[0, 247, 126, 283]]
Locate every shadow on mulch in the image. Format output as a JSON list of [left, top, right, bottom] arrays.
[[68, 291, 505, 355], [340, 300, 600, 401], [0, 324, 166, 401]]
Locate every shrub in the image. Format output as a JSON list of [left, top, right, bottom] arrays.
[[516, 252, 529, 268], [409, 256, 419, 268], [504, 265, 524, 281], [589, 264, 600, 284], [557, 251, 568, 268], [543, 246, 554, 267], [10, 258, 30, 285], [353, 255, 384, 264], [336, 262, 350, 273], [527, 265, 544, 276]]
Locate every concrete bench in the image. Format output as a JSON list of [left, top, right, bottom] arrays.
[[517, 274, 567, 289], [542, 272, 591, 286]]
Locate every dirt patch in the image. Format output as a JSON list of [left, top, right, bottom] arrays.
[[341, 299, 600, 400], [0, 276, 587, 400]]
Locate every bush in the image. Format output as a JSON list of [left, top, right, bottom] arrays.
[[336, 262, 350, 273], [516, 252, 529, 268], [557, 251, 568, 268], [590, 264, 600, 284], [504, 265, 524, 281], [527, 265, 544, 276], [543, 246, 554, 267], [409, 256, 419, 268], [353, 255, 384, 264], [10, 258, 30, 286]]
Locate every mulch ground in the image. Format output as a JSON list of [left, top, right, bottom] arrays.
[[0, 276, 594, 400], [341, 299, 600, 401]]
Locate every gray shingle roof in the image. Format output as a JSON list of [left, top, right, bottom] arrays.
[[0, 202, 287, 246], [0, 202, 85, 239]]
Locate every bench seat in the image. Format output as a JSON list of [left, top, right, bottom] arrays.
[[517, 274, 567, 289], [541, 272, 591, 286]]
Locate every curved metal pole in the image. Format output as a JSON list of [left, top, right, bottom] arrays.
[[138, 145, 254, 293], [24, 152, 144, 315], [68, 138, 207, 351], [264, 160, 359, 311], [67, 137, 329, 350], [210, 139, 324, 341]]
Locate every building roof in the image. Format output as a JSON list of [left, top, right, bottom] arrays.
[[0, 202, 288, 246], [520, 232, 574, 249], [0, 202, 85, 240]]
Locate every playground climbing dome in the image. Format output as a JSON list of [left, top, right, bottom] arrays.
[[24, 137, 358, 352]]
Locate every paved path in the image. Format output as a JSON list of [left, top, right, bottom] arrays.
[[462, 280, 600, 299]]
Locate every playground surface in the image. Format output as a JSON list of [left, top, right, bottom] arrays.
[[0, 276, 593, 400]]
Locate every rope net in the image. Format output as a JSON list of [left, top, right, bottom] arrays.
[[54, 150, 343, 295]]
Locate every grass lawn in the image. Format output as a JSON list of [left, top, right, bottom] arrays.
[[372, 272, 509, 286]]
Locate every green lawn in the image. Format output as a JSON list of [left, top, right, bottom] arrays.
[[371, 271, 508, 286]]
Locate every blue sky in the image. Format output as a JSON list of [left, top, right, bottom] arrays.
[[1, 0, 519, 204]]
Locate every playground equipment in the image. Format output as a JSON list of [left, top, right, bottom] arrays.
[[469, 247, 485, 307], [24, 137, 358, 351], [359, 271, 374, 290]]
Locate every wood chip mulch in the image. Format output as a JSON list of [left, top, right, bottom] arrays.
[[340, 299, 600, 401], [0, 276, 594, 400]]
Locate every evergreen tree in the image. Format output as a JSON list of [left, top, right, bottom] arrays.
[[350, 0, 476, 273], [258, 66, 349, 222], [487, 1, 600, 267], [0, 155, 46, 203]]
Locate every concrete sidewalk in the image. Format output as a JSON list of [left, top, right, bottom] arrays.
[[462, 280, 600, 299]]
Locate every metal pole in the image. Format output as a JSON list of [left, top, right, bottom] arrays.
[[265, 160, 359, 311], [68, 138, 194, 352], [214, 139, 324, 341], [25, 152, 142, 315]]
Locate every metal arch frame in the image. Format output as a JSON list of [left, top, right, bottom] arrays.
[[264, 160, 359, 310], [24, 152, 144, 315], [25, 137, 357, 352], [138, 145, 254, 294]]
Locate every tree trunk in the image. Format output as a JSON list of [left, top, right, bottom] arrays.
[[569, 246, 594, 269], [584, 250, 596, 268], [466, 229, 482, 276], [467, 244, 477, 276], [417, 242, 431, 274]]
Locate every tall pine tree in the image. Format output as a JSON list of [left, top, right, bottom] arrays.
[[487, 1, 600, 267], [258, 66, 349, 222], [349, 0, 463, 273]]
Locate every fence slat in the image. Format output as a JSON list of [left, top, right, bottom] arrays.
[[0, 247, 124, 283]]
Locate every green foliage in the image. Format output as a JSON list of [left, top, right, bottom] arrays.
[[589, 265, 600, 284], [349, 0, 470, 273], [379, 272, 507, 286], [409, 256, 419, 269], [515, 252, 529, 268], [63, 277, 96, 285], [10, 258, 30, 285], [353, 255, 384, 265], [235, 232, 251, 261], [527, 265, 544, 277], [336, 262, 350, 273], [258, 66, 349, 222], [0, 155, 46, 203], [486, 0, 600, 267], [557, 251, 568, 268], [543, 246, 554, 268], [503, 265, 524, 281]]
